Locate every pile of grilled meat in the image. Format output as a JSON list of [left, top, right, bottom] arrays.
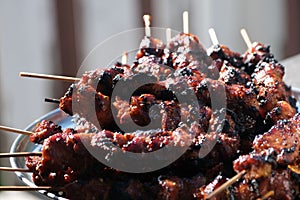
[[26, 32, 300, 200]]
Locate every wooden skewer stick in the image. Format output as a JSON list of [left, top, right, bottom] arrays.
[[121, 52, 128, 65], [205, 170, 246, 199], [208, 28, 219, 45], [0, 152, 42, 158], [45, 97, 60, 104], [19, 72, 81, 82], [143, 14, 151, 37], [0, 125, 32, 136], [240, 28, 252, 49], [0, 167, 31, 172], [0, 186, 52, 191], [166, 28, 172, 43], [183, 11, 189, 34], [257, 190, 275, 200]]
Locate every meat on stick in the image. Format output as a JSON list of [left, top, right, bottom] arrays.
[[205, 170, 246, 199]]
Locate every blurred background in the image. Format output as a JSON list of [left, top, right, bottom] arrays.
[[0, 0, 299, 199]]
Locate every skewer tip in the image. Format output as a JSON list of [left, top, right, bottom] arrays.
[[240, 28, 252, 49], [208, 28, 219, 45], [143, 15, 151, 27], [183, 11, 189, 34], [166, 28, 172, 43], [121, 52, 128, 65], [19, 72, 26, 77], [0, 125, 32, 136], [45, 97, 60, 104], [143, 14, 151, 37]]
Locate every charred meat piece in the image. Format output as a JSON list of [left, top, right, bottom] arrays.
[[195, 174, 229, 200], [253, 113, 300, 165], [252, 60, 289, 116], [95, 125, 192, 154], [157, 174, 206, 200], [196, 78, 226, 107], [72, 85, 115, 130], [225, 83, 260, 118], [190, 120, 240, 171], [195, 131, 240, 160], [59, 83, 74, 116], [112, 72, 172, 101], [218, 62, 251, 85], [167, 33, 207, 56], [158, 100, 181, 131], [112, 94, 158, 129], [34, 132, 102, 186], [112, 94, 181, 132], [61, 171, 206, 200], [59, 63, 130, 115], [233, 153, 274, 180], [231, 113, 300, 200], [61, 73, 202, 132], [30, 120, 62, 144], [62, 177, 112, 200], [234, 113, 300, 173], [265, 100, 296, 125], [167, 33, 210, 70], [242, 42, 273, 75], [232, 169, 295, 200], [136, 36, 165, 59], [207, 44, 243, 68], [196, 77, 261, 127], [27, 134, 97, 186], [132, 55, 171, 81], [80, 64, 131, 96]]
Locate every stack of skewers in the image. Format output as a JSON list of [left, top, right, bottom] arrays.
[[0, 12, 299, 200]]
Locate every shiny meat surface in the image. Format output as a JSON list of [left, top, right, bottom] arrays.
[[253, 113, 300, 165], [232, 169, 295, 200], [30, 120, 62, 144], [233, 153, 273, 180], [242, 42, 273, 75], [27, 31, 300, 199], [207, 44, 243, 67], [136, 36, 165, 59]]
